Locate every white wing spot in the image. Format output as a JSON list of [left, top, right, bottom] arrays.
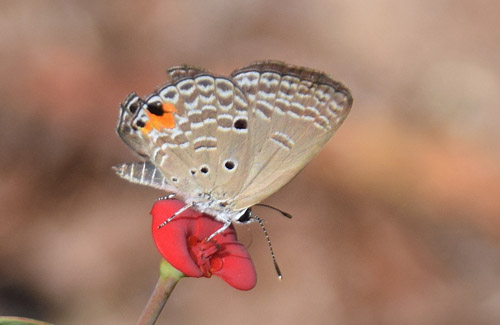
[[177, 79, 196, 97], [159, 86, 179, 103], [199, 93, 215, 103], [193, 136, 217, 151], [183, 97, 199, 110], [215, 79, 234, 98], [195, 76, 215, 93], [271, 131, 294, 150]]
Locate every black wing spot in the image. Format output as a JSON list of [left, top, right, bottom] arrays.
[[224, 160, 236, 170], [136, 120, 146, 128], [129, 102, 140, 114], [147, 101, 164, 116], [234, 119, 247, 130], [200, 166, 209, 174]]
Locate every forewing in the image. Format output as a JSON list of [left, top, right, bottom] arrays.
[[230, 61, 352, 209]]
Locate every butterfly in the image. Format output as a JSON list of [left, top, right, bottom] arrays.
[[115, 61, 352, 237]]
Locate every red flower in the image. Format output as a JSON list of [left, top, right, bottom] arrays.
[[151, 199, 257, 290]]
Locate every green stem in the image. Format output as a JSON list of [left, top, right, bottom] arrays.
[[137, 260, 184, 325]]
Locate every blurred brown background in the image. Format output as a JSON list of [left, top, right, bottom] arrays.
[[1, 1, 500, 324]]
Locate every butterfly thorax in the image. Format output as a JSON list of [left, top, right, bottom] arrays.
[[184, 192, 247, 224]]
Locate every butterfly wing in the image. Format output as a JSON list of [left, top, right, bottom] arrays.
[[113, 161, 173, 192], [117, 69, 255, 204], [116, 62, 352, 212], [117, 92, 150, 157], [230, 61, 352, 209], [166, 65, 208, 82]]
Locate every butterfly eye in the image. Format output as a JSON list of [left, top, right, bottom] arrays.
[[237, 208, 252, 223]]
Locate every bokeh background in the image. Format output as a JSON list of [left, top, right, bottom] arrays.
[[1, 1, 500, 324]]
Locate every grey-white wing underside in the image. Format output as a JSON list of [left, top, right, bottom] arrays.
[[113, 161, 174, 192], [229, 61, 352, 209], [115, 61, 352, 210], [166, 65, 208, 82]]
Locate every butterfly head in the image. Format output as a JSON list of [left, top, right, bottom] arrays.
[[235, 208, 253, 224]]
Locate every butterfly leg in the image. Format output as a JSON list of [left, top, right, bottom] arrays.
[[207, 220, 232, 242], [156, 193, 176, 201], [157, 202, 193, 229]]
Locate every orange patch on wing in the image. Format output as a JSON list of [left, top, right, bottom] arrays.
[[141, 103, 177, 134], [162, 102, 177, 114], [148, 111, 176, 129], [142, 122, 154, 134]]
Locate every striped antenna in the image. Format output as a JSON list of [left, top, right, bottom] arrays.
[[252, 213, 283, 279]]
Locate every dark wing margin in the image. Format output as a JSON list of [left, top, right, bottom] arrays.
[[230, 60, 353, 108], [167, 65, 209, 83]]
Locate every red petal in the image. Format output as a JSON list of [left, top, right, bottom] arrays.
[[151, 199, 257, 290], [151, 200, 203, 277], [213, 242, 257, 290]]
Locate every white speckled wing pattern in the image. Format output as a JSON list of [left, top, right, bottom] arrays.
[[116, 61, 352, 221], [230, 62, 352, 208]]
